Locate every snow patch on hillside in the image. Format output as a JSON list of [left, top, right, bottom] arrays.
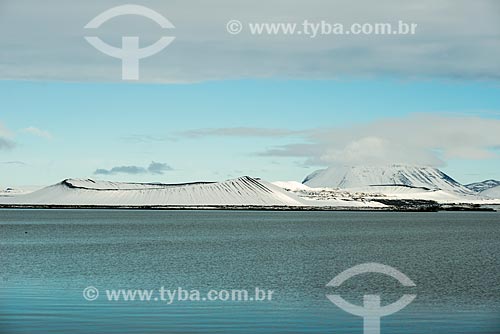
[[480, 185, 500, 199], [272, 181, 313, 192]]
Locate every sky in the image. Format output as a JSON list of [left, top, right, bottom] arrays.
[[1, 0, 500, 187]]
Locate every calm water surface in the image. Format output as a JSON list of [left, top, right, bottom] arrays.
[[1, 210, 499, 333]]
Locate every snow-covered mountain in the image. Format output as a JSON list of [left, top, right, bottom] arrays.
[[0, 177, 307, 207], [466, 179, 500, 193], [302, 165, 472, 194], [480, 185, 500, 199]]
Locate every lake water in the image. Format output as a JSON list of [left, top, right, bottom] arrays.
[[1, 210, 499, 333]]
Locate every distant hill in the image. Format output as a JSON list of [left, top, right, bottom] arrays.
[[465, 179, 500, 193], [480, 185, 500, 199]]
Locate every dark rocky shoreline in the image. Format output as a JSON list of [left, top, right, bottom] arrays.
[[0, 202, 495, 212]]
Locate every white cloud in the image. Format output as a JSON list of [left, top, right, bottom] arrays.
[[0, 138, 15, 150], [0, 161, 26, 165], [180, 127, 303, 138], [94, 161, 173, 175], [317, 136, 444, 167], [254, 113, 500, 166], [0, 122, 15, 150], [0, 122, 12, 137], [22, 127, 53, 139]]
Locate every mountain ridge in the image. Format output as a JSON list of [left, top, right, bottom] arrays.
[[466, 179, 500, 193]]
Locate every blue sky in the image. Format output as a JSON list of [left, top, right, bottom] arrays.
[[1, 78, 500, 187]]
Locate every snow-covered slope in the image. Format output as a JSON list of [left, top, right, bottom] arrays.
[[273, 181, 497, 206], [302, 165, 472, 194], [0, 185, 42, 197], [480, 185, 500, 199], [344, 185, 490, 203], [272, 181, 313, 192], [466, 180, 500, 193], [0, 177, 308, 207]]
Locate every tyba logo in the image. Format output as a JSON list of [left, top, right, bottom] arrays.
[[84, 5, 175, 80]]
